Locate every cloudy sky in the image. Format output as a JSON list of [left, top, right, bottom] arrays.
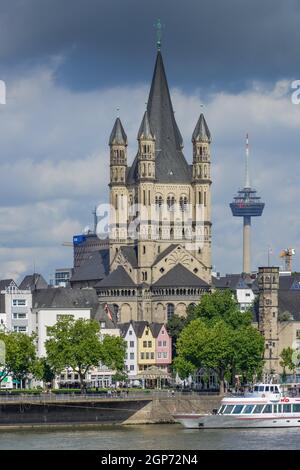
[[0, 0, 300, 282]]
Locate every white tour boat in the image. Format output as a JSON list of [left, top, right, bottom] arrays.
[[174, 383, 300, 428]]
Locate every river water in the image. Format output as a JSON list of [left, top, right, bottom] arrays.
[[0, 425, 299, 450]]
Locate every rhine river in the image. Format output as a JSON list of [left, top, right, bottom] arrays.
[[0, 425, 300, 450]]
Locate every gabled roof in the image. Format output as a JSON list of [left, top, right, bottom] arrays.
[[32, 287, 99, 313], [0, 279, 17, 291], [109, 117, 127, 146], [149, 323, 164, 338], [153, 264, 209, 288], [119, 246, 138, 268], [192, 113, 211, 143], [279, 274, 300, 291], [19, 273, 48, 291], [71, 249, 109, 282], [278, 291, 300, 321], [96, 266, 136, 288], [127, 51, 191, 184], [93, 303, 117, 328], [153, 244, 179, 265], [212, 274, 251, 290]]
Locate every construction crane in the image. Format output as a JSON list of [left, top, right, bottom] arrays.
[[280, 248, 296, 272]]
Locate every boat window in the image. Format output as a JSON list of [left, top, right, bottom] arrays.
[[274, 386, 280, 393], [218, 405, 226, 414], [232, 405, 244, 414], [223, 405, 234, 414], [254, 386, 259, 392], [278, 404, 282, 413], [270, 386, 274, 392], [258, 386, 264, 392], [253, 404, 264, 414], [283, 404, 291, 413], [262, 404, 272, 413], [273, 404, 278, 413], [293, 404, 300, 413], [244, 405, 254, 414], [265, 386, 269, 392]]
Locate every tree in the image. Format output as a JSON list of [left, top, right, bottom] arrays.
[[33, 358, 56, 389], [192, 289, 253, 328], [280, 347, 297, 386], [46, 318, 126, 392], [166, 314, 187, 359], [100, 334, 127, 372], [174, 291, 265, 394], [0, 331, 37, 389]]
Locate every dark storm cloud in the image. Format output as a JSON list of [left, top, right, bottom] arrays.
[[1, 0, 300, 91]]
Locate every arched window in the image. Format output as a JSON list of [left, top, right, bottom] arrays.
[[167, 195, 175, 211], [155, 195, 163, 208], [180, 196, 188, 211], [167, 303, 175, 321]]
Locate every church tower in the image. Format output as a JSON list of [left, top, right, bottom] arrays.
[[192, 114, 212, 273], [258, 267, 280, 377], [109, 117, 128, 261], [100, 43, 213, 323]]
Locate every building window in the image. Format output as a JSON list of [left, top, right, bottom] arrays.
[[130, 353, 134, 360], [130, 365, 134, 371], [12, 299, 26, 307], [158, 341, 162, 347], [145, 329, 149, 336], [143, 246, 146, 254], [179, 196, 188, 211], [148, 341, 152, 348], [146, 352, 149, 359], [163, 352, 167, 358], [13, 326, 27, 333], [13, 313, 27, 319], [143, 341, 147, 347], [163, 341, 167, 347], [130, 341, 134, 347], [151, 353, 154, 360], [129, 330, 132, 336], [167, 303, 175, 320], [158, 352, 162, 359], [141, 353, 144, 359]]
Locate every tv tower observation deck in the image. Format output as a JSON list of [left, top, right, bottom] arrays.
[[230, 135, 265, 274]]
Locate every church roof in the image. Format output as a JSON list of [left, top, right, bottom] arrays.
[[119, 246, 138, 268], [137, 110, 155, 140], [96, 266, 136, 288], [192, 113, 211, 143], [109, 117, 127, 146], [153, 264, 209, 288], [127, 51, 191, 184], [71, 250, 109, 283]]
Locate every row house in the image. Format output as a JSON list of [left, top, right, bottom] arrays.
[[120, 321, 172, 382]]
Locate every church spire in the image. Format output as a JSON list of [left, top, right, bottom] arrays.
[[192, 113, 211, 143], [109, 117, 127, 146], [137, 110, 155, 140]]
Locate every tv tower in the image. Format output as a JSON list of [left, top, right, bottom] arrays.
[[230, 135, 265, 274]]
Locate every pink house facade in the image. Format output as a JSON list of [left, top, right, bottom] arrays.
[[154, 324, 172, 370]]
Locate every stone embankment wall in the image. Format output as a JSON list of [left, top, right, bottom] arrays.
[[124, 396, 221, 424], [0, 395, 221, 428]]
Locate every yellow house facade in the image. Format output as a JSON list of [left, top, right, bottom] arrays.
[[137, 324, 156, 371]]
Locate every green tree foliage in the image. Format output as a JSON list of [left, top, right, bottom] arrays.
[[0, 331, 36, 388], [33, 358, 56, 387], [46, 317, 126, 391], [174, 290, 265, 394], [280, 347, 297, 375]]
